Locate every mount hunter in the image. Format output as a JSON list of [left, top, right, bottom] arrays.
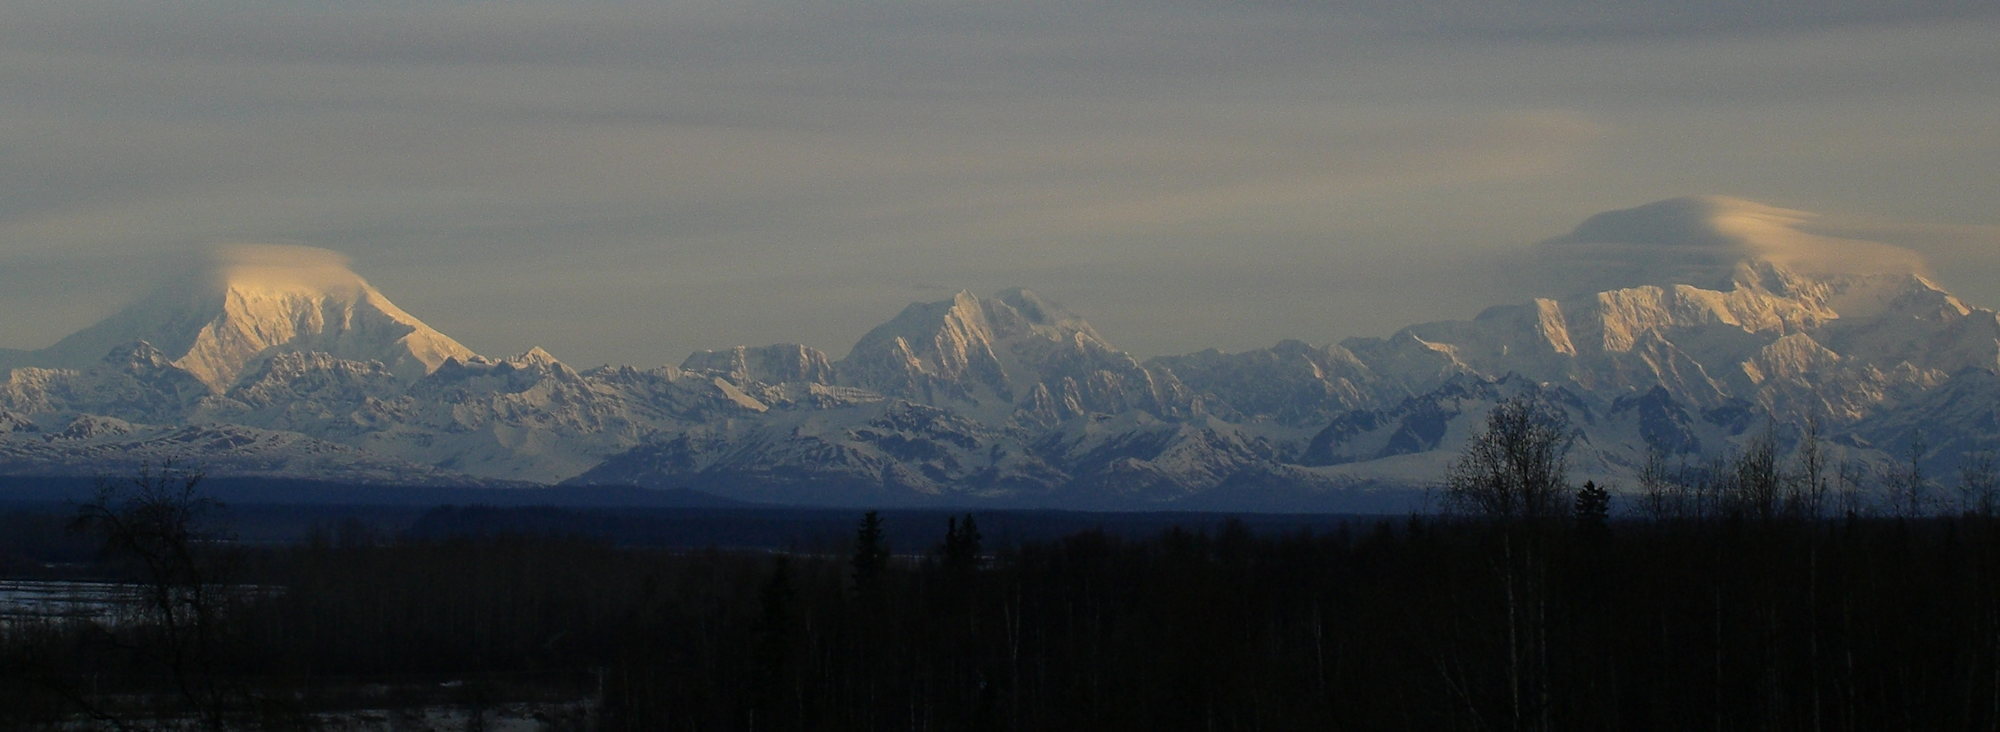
[[2, 198, 1995, 510]]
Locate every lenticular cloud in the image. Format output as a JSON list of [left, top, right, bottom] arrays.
[[1532, 195, 1930, 296]]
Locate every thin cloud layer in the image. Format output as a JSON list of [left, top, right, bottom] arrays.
[[0, 1, 1996, 363]]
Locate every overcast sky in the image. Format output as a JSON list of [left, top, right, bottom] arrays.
[[4, 1, 1998, 366]]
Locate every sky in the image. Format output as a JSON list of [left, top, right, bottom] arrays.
[[3, 1, 1998, 366]]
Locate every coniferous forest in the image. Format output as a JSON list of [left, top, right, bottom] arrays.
[[6, 400, 2000, 729], [7, 503, 2000, 728]]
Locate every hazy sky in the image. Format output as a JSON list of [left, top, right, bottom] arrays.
[[4, 1, 1998, 366]]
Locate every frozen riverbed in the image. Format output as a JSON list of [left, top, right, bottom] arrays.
[[0, 579, 143, 624]]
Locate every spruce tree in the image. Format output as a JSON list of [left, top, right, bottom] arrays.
[[1575, 480, 1611, 532], [851, 510, 888, 595], [942, 514, 982, 575]]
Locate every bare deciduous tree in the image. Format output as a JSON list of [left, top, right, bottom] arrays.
[[1445, 395, 1575, 522], [1728, 426, 1785, 522], [1794, 416, 1830, 521], [71, 464, 238, 730], [1957, 451, 1998, 517], [1883, 433, 1931, 518], [1441, 394, 1573, 730]]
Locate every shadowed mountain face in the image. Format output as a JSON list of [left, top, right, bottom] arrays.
[[1, 199, 1996, 508]]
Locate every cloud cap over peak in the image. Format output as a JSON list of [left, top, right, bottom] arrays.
[[1551, 195, 1801, 250], [197, 243, 368, 297], [1533, 196, 1931, 295]]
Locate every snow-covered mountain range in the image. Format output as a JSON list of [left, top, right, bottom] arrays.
[[2, 197, 1995, 509]]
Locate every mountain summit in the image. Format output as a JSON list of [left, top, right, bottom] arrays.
[[1535, 195, 1931, 296], [28, 244, 476, 390], [0, 198, 1994, 509], [836, 288, 1194, 422]]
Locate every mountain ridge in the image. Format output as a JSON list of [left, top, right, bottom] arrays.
[[2, 198, 1995, 509]]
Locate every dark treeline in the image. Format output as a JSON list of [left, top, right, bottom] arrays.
[[400, 504, 1378, 552], [10, 505, 2000, 729], [9, 394, 2000, 730]]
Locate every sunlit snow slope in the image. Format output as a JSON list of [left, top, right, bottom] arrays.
[[2, 199, 1996, 507], [27, 244, 475, 390]]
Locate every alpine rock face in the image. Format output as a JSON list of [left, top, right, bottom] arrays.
[[3, 200, 1997, 509], [835, 288, 1199, 425]]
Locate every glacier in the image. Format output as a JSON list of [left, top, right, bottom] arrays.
[[1, 201, 1996, 509]]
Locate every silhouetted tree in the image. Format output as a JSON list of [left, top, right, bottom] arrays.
[[1446, 395, 1574, 522], [1639, 448, 1694, 522], [70, 464, 239, 730], [851, 510, 888, 596], [1440, 395, 1577, 729], [941, 514, 982, 576], [1957, 451, 1998, 517], [750, 557, 798, 729], [1885, 432, 1931, 517], [1574, 481, 1610, 534], [1725, 426, 1785, 522], [1795, 416, 1830, 520]]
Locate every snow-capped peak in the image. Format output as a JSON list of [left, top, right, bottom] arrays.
[[24, 243, 478, 390], [508, 346, 563, 368], [1536, 196, 1931, 296]]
